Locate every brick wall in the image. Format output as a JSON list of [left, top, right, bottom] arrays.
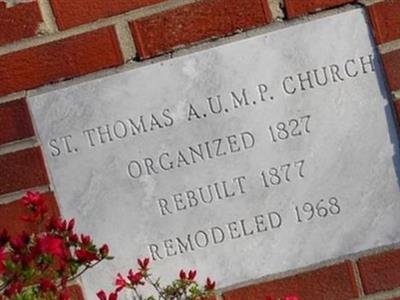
[[0, 0, 399, 299]]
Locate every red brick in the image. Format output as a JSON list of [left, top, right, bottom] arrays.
[[0, 99, 34, 145], [284, 0, 355, 18], [130, 0, 272, 59], [0, 192, 59, 237], [382, 49, 400, 92], [0, 147, 49, 195], [67, 285, 85, 300], [50, 0, 166, 30], [368, 1, 400, 44], [223, 262, 359, 300], [0, 27, 123, 97], [0, 1, 42, 46], [358, 248, 400, 294]]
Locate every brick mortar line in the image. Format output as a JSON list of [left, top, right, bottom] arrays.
[[37, 0, 59, 34], [218, 242, 400, 294], [0, 0, 200, 56], [267, 0, 284, 20], [0, 137, 39, 156], [351, 260, 365, 297], [379, 39, 400, 54], [114, 21, 137, 63], [358, 0, 385, 6], [0, 185, 51, 205], [0, 91, 26, 104]]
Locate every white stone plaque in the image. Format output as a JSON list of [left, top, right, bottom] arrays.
[[28, 9, 400, 298]]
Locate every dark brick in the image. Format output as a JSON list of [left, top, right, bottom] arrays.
[[0, 99, 34, 145], [368, 0, 400, 44], [130, 0, 272, 59], [0, 192, 59, 236], [284, 0, 355, 18], [358, 248, 400, 294], [0, 1, 42, 46], [50, 0, 166, 30], [223, 261, 359, 300], [0, 27, 123, 97], [0, 147, 49, 195]]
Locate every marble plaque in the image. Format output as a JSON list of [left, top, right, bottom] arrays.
[[28, 9, 400, 298]]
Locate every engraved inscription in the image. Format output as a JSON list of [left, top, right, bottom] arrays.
[[127, 131, 255, 179], [294, 197, 341, 223], [28, 10, 400, 298], [281, 55, 375, 95], [268, 115, 311, 143], [157, 175, 247, 216], [260, 160, 305, 188], [147, 209, 283, 261]]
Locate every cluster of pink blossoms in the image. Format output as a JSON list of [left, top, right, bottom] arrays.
[[0, 192, 111, 300], [97, 258, 216, 300]]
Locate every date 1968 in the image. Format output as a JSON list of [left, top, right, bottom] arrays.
[[295, 197, 341, 223]]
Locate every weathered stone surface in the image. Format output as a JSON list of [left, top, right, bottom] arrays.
[[28, 9, 400, 299]]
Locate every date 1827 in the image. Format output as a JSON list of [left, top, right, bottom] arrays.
[[295, 197, 341, 223], [268, 115, 311, 143]]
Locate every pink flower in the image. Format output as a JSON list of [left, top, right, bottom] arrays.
[[109, 293, 118, 300], [9, 232, 30, 252], [37, 235, 66, 258], [67, 219, 75, 231], [46, 217, 67, 232], [0, 247, 6, 274], [39, 279, 57, 293], [4, 281, 23, 297], [80, 234, 91, 246], [179, 269, 197, 280], [115, 273, 128, 292], [99, 244, 109, 257], [205, 277, 216, 291], [128, 269, 144, 285], [69, 233, 79, 243], [97, 290, 118, 300], [21, 191, 48, 222], [188, 270, 197, 280], [97, 291, 107, 300], [179, 269, 187, 280], [58, 289, 70, 300], [137, 257, 150, 270], [22, 191, 42, 207], [75, 248, 98, 263]]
